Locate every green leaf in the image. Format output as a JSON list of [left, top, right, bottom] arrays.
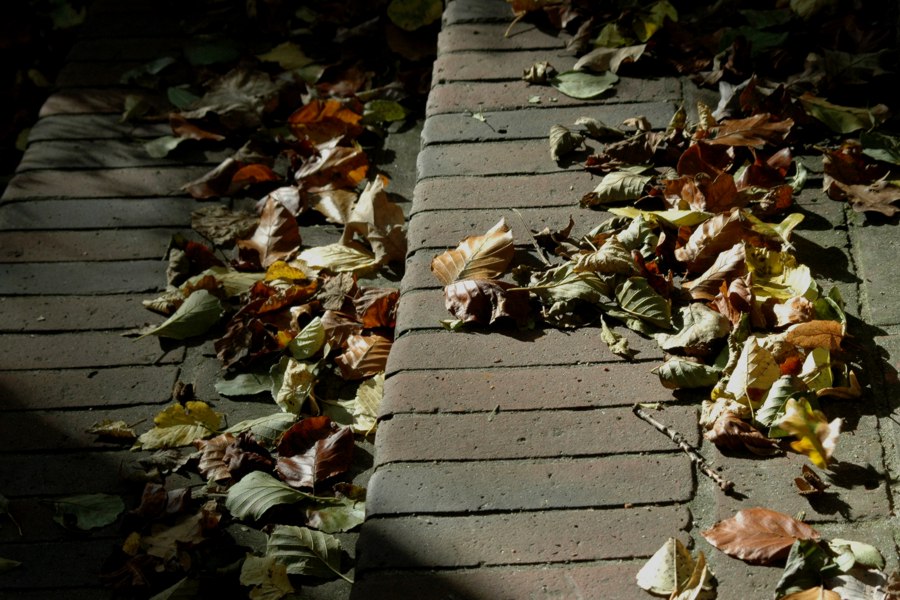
[[583, 171, 652, 204], [860, 130, 900, 165], [0, 557, 21, 573], [528, 263, 612, 305], [827, 539, 885, 570], [800, 94, 889, 134], [653, 357, 720, 389], [789, 160, 809, 192], [306, 494, 366, 533], [757, 376, 802, 429], [775, 539, 831, 598], [216, 371, 274, 397], [616, 277, 671, 329], [224, 413, 297, 447], [387, 0, 442, 31], [226, 472, 312, 521], [52, 494, 124, 530], [363, 100, 408, 125], [633, 0, 677, 42], [550, 71, 619, 99], [288, 317, 325, 360], [144, 135, 188, 159], [140, 290, 222, 340], [167, 86, 200, 110], [594, 23, 630, 48], [657, 304, 730, 354], [256, 42, 314, 70], [800, 347, 834, 392], [616, 215, 659, 257], [120, 56, 177, 84], [267, 525, 351, 582]]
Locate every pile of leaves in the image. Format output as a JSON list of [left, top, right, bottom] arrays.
[[636, 508, 898, 598], [89, 0, 443, 597]]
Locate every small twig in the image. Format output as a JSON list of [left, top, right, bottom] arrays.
[[511, 208, 552, 267], [632, 404, 735, 493]]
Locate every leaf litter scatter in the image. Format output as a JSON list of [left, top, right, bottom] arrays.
[[431, 0, 900, 597], [79, 0, 439, 597]]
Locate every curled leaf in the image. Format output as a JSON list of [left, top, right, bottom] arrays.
[[549, 124, 584, 162], [431, 219, 514, 285]]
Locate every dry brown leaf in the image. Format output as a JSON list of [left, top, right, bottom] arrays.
[[785, 320, 843, 351], [195, 433, 236, 483], [295, 140, 368, 190], [549, 124, 584, 162], [682, 242, 746, 300], [341, 177, 407, 265], [353, 287, 399, 329], [321, 310, 364, 348], [335, 334, 392, 380], [237, 196, 302, 268], [827, 179, 900, 217], [310, 188, 357, 224], [675, 207, 747, 272], [444, 279, 531, 325], [191, 205, 258, 247], [779, 586, 840, 600], [288, 98, 363, 144], [773, 296, 815, 328], [795, 464, 830, 497], [182, 157, 242, 200], [708, 114, 794, 148], [431, 219, 515, 285], [704, 412, 780, 455], [701, 507, 819, 565]]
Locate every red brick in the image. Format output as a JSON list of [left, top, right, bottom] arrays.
[[386, 329, 663, 374], [0, 332, 183, 369], [426, 78, 682, 116], [423, 102, 677, 144], [712, 413, 890, 522], [418, 139, 575, 178], [381, 364, 676, 415], [0, 366, 177, 410], [0, 198, 194, 229], [0, 229, 177, 262], [400, 249, 444, 293], [27, 114, 169, 142], [412, 171, 598, 213], [38, 89, 151, 117], [374, 405, 698, 462], [394, 288, 448, 333], [16, 139, 227, 171], [1, 167, 209, 200], [407, 206, 610, 253], [54, 61, 143, 88], [434, 50, 579, 83], [0, 260, 165, 295], [0, 295, 155, 331], [367, 455, 693, 515], [351, 562, 648, 600], [439, 23, 570, 53], [356, 505, 691, 569]]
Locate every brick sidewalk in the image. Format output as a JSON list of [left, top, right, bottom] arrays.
[[351, 1, 900, 599], [1, 0, 898, 598]]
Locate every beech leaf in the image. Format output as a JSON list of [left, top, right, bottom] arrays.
[[757, 376, 803, 429], [216, 371, 274, 397], [135, 401, 222, 450], [288, 317, 326, 360], [226, 471, 312, 521], [574, 44, 645, 74], [275, 419, 355, 489], [52, 493, 124, 530], [583, 170, 652, 205], [341, 177, 406, 265], [550, 70, 619, 99], [549, 124, 584, 162], [600, 317, 637, 360], [273, 359, 317, 414], [267, 525, 350, 581], [387, 0, 442, 31], [724, 337, 782, 405], [701, 507, 819, 565], [708, 114, 793, 148], [237, 197, 302, 269], [573, 236, 637, 275], [799, 94, 889, 134], [140, 290, 223, 340], [299, 243, 379, 275], [335, 334, 392, 380], [785, 320, 843, 351], [654, 357, 721, 389], [615, 277, 672, 329], [657, 304, 730, 355], [431, 219, 514, 285], [306, 485, 366, 533], [635, 537, 695, 595], [682, 243, 746, 301], [240, 555, 295, 600], [225, 413, 298, 447], [444, 279, 530, 326]]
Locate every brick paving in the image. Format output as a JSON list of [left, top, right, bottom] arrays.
[[0, 0, 898, 598]]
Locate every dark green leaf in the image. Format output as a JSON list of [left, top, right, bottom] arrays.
[[267, 525, 350, 581], [774, 539, 831, 598], [653, 357, 720, 389], [226, 472, 312, 521], [140, 290, 222, 340], [52, 494, 125, 530], [616, 277, 672, 329], [215, 371, 274, 397]]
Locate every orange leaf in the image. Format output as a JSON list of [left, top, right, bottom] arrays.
[[231, 163, 280, 189], [708, 114, 794, 148], [785, 320, 843, 351], [289, 98, 363, 144], [431, 219, 515, 285], [335, 334, 392, 380], [701, 507, 819, 565]]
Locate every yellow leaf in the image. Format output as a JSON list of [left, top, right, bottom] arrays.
[[135, 401, 222, 450], [724, 337, 781, 406], [745, 245, 813, 301], [778, 397, 841, 468], [299, 243, 379, 275], [265, 260, 309, 282]]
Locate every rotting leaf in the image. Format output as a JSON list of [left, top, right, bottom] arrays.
[[431, 219, 515, 285], [704, 411, 781, 455], [87, 419, 137, 442], [523, 61, 557, 84], [795, 464, 830, 496], [701, 507, 819, 565], [191, 205, 258, 247]]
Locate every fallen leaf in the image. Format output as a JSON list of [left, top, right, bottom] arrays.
[[573, 236, 637, 275], [828, 179, 900, 217], [305, 484, 366, 533], [795, 464, 830, 496], [431, 219, 515, 285], [52, 494, 124, 530], [779, 587, 840, 600], [240, 555, 295, 600], [582, 170, 653, 205], [704, 411, 781, 455], [226, 471, 313, 521], [724, 337, 782, 405], [288, 98, 363, 144], [195, 433, 237, 482], [635, 537, 695, 595], [238, 197, 302, 269], [341, 177, 407, 265], [615, 276, 672, 329], [266, 525, 350, 581], [682, 242, 746, 301], [288, 317, 326, 360], [799, 94, 889, 134], [522, 61, 557, 84], [549, 124, 584, 162], [139, 290, 223, 340], [353, 287, 399, 329], [335, 334, 392, 380], [225, 413, 298, 447], [778, 397, 841, 468], [657, 303, 730, 356], [276, 418, 354, 490], [87, 419, 137, 441], [654, 357, 721, 389], [216, 371, 275, 397], [299, 243, 379, 275], [257, 41, 314, 70], [600, 317, 637, 360], [191, 205, 258, 247], [273, 359, 317, 414], [0, 557, 21, 573], [443, 279, 531, 326], [135, 401, 222, 450], [574, 44, 645, 73], [550, 70, 619, 99], [181, 68, 281, 130], [785, 320, 843, 351], [143, 500, 220, 561], [708, 113, 793, 148], [701, 507, 819, 565]]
